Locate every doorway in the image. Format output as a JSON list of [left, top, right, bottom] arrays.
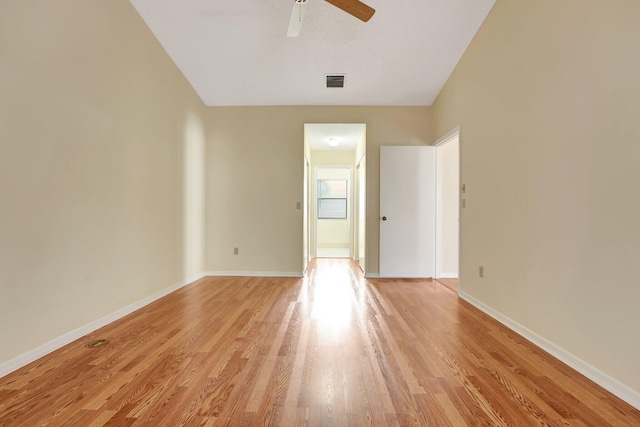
[[376, 132, 460, 282], [303, 124, 366, 273], [315, 167, 351, 258], [435, 128, 460, 292]]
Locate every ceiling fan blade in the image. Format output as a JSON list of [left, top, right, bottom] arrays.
[[325, 0, 375, 22], [287, 0, 308, 37]]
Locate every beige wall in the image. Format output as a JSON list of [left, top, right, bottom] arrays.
[[0, 0, 205, 364], [433, 0, 640, 393], [204, 107, 433, 274], [311, 150, 356, 167]]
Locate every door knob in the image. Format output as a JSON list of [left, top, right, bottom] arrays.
[[381, 216, 387, 221]]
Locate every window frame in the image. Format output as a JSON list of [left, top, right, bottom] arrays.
[[317, 179, 348, 219]]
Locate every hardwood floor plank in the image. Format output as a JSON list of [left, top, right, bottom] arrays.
[[433, 392, 468, 427], [1, 259, 639, 426]]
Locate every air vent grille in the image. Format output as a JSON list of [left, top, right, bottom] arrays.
[[326, 74, 345, 88], [85, 339, 110, 348]]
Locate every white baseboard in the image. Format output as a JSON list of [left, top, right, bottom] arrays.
[[365, 273, 380, 278], [459, 291, 640, 410], [0, 273, 205, 379], [437, 273, 458, 279], [205, 271, 303, 278]]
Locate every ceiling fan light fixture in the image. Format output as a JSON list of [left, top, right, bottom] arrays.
[[287, 0, 373, 38], [287, 0, 308, 37], [324, 0, 375, 22]]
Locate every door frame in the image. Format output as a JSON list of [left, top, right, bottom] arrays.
[[313, 165, 354, 259], [303, 154, 311, 273], [354, 153, 366, 273], [434, 126, 461, 289]]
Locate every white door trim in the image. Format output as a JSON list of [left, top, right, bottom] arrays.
[[434, 126, 461, 289]]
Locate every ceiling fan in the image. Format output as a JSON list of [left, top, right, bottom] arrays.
[[287, 0, 375, 37]]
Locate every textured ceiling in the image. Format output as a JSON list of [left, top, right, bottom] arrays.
[[129, 0, 495, 107]]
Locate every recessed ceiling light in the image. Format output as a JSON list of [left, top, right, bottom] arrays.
[[328, 137, 339, 147]]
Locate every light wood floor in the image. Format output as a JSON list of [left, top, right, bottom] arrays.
[[1, 259, 639, 426]]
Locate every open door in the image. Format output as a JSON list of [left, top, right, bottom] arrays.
[[379, 146, 435, 278]]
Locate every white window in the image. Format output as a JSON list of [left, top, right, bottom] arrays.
[[317, 179, 347, 219]]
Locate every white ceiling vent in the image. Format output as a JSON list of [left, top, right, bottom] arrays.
[[326, 74, 346, 88]]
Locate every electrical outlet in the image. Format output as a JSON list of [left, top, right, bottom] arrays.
[[234, 247, 239, 255], [461, 199, 466, 209], [479, 266, 484, 278], [296, 201, 302, 210]]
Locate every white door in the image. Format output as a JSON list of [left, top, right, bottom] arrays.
[[380, 146, 435, 278]]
